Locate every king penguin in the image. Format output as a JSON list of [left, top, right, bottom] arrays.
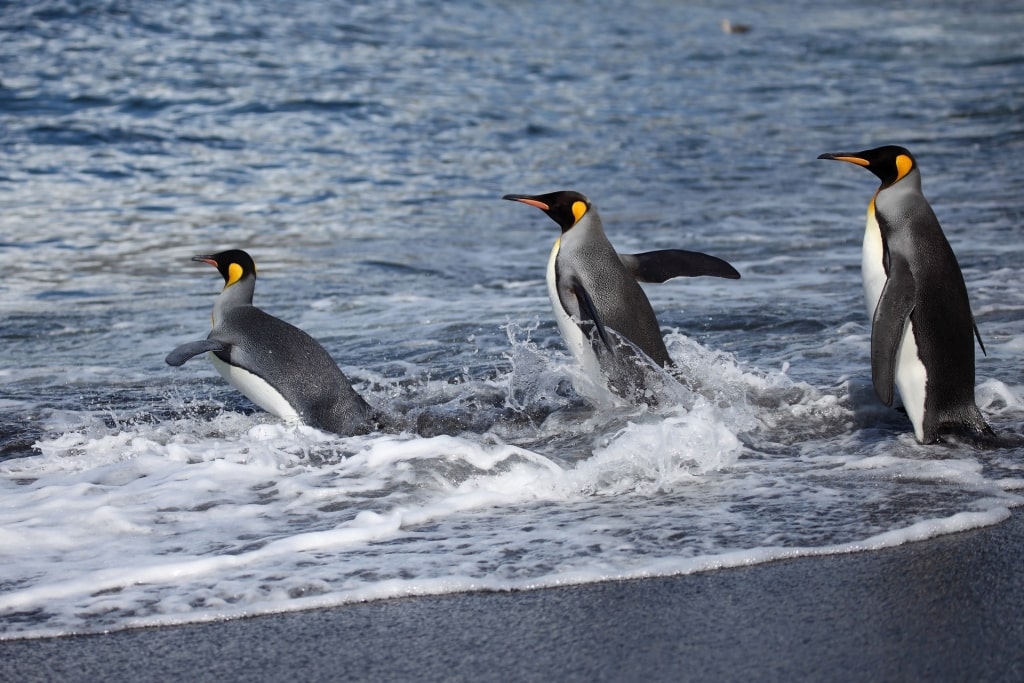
[[502, 190, 740, 401], [165, 249, 376, 436], [818, 146, 994, 444]]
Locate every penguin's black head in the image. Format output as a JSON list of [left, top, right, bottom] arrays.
[[192, 249, 257, 287], [818, 145, 917, 188], [502, 190, 591, 233]]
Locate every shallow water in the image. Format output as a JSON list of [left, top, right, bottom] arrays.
[[2, 0, 1023, 639]]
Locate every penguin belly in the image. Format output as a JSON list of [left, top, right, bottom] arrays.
[[209, 353, 302, 423], [861, 205, 887, 320], [546, 238, 604, 383]]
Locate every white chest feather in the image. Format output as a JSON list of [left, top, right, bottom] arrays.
[[209, 353, 302, 423], [862, 203, 928, 441], [547, 238, 603, 381], [861, 205, 886, 320]]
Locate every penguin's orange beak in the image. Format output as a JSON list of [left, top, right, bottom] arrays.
[[502, 195, 550, 211], [818, 152, 870, 167]]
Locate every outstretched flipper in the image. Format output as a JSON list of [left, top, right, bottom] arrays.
[[619, 249, 741, 283], [565, 275, 615, 357], [870, 257, 916, 406], [166, 339, 229, 367]]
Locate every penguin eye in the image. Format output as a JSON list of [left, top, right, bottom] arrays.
[[895, 154, 913, 182], [226, 262, 244, 286], [571, 200, 588, 224]]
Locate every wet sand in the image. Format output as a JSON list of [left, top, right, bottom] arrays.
[[3, 510, 1023, 682]]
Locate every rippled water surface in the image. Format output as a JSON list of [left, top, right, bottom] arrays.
[[2, 0, 1024, 639]]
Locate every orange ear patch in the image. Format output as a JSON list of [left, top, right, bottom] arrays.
[[226, 262, 244, 287], [571, 200, 587, 224], [895, 154, 913, 181]]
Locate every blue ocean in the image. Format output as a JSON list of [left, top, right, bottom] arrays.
[[2, 0, 1023, 639]]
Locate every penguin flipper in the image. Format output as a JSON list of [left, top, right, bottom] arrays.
[[619, 250, 741, 283], [166, 339, 229, 367], [870, 259, 916, 407], [565, 275, 615, 356]]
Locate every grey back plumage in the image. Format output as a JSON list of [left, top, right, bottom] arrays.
[[819, 146, 995, 444], [558, 209, 672, 367], [874, 167, 989, 441], [503, 190, 741, 403], [212, 304, 374, 436], [168, 250, 375, 436]]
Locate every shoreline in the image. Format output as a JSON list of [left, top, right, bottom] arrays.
[[3, 509, 1022, 682]]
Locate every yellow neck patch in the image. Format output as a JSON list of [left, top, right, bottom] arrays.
[[571, 200, 587, 224], [226, 262, 244, 287], [895, 154, 913, 181]]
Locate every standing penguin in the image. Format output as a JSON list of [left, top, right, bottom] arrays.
[[502, 190, 740, 401], [165, 249, 375, 436], [818, 146, 994, 444]]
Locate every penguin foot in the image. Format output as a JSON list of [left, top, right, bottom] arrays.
[[936, 423, 1023, 450]]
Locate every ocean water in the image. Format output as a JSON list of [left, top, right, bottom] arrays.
[[2, 0, 1024, 639]]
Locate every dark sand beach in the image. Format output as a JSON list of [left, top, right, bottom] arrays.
[[3, 510, 1022, 683]]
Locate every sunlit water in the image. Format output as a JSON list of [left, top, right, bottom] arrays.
[[2, 0, 1024, 639]]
